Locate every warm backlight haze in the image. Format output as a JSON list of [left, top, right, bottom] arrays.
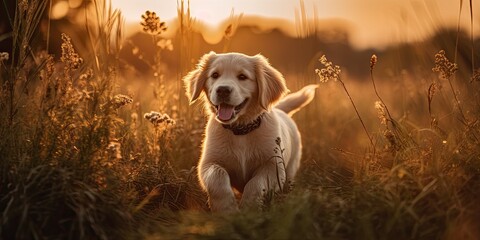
[[1, 0, 480, 238], [105, 0, 480, 49], [47, 0, 480, 49]]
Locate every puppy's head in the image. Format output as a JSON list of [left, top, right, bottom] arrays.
[[184, 52, 287, 124]]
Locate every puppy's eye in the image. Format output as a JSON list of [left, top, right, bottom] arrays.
[[211, 72, 219, 79], [237, 74, 248, 81]]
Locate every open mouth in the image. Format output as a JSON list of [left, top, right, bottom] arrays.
[[215, 98, 249, 122]]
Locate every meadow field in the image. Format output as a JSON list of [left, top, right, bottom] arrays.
[[1, 0, 479, 239]]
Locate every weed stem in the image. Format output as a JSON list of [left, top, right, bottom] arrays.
[[338, 78, 375, 154]]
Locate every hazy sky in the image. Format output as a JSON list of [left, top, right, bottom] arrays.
[[110, 0, 480, 49]]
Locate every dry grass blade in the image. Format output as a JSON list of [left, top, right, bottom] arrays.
[[85, 0, 124, 72], [454, 0, 463, 64], [469, 0, 475, 75], [370, 54, 393, 122], [4, 0, 48, 125], [432, 50, 467, 124], [427, 83, 436, 117]]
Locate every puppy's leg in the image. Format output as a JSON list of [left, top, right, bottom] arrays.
[[200, 164, 238, 212], [240, 159, 286, 209]]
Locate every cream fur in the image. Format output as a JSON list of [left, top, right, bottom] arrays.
[[183, 52, 317, 212]]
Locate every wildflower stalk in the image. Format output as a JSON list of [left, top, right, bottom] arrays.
[[369, 54, 393, 122], [370, 54, 408, 153], [276, 137, 286, 193], [427, 83, 436, 119], [139, 10, 173, 112], [144, 111, 176, 163], [469, 0, 474, 77], [268, 137, 287, 193], [454, 0, 463, 66], [316, 55, 375, 153], [432, 50, 466, 123], [141, 10, 167, 76]]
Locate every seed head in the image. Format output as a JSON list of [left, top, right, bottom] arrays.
[[112, 94, 133, 109], [39, 52, 55, 81], [370, 54, 377, 70], [144, 111, 175, 126], [427, 82, 437, 111], [224, 24, 233, 39], [45, 55, 55, 77], [432, 50, 457, 79], [384, 129, 399, 151], [472, 68, 480, 82], [141, 11, 167, 35], [315, 55, 341, 83], [375, 101, 388, 126], [275, 137, 281, 146], [60, 33, 83, 70]]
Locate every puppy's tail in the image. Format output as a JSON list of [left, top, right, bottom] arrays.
[[275, 84, 318, 116]]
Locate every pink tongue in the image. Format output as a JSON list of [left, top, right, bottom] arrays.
[[218, 104, 234, 121]]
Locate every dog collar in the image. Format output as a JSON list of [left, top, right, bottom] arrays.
[[222, 114, 264, 135]]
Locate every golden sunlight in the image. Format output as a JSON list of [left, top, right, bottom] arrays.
[[111, 0, 480, 49], [2, 0, 480, 238]]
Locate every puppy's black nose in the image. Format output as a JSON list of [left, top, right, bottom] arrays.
[[216, 86, 231, 100]]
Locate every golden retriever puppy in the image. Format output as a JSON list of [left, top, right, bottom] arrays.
[[184, 52, 317, 212]]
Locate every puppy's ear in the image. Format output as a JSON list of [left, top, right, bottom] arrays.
[[184, 51, 216, 103], [255, 54, 288, 110]]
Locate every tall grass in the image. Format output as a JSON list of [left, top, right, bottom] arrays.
[[0, 0, 479, 239], [2, 0, 47, 126], [0, 0, 202, 238]]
